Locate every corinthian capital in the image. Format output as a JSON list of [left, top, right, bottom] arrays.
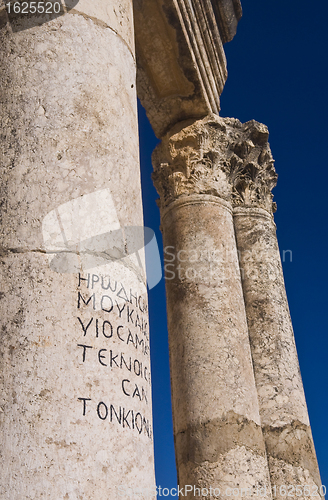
[[152, 114, 278, 214]]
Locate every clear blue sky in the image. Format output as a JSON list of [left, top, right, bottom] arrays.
[[138, 0, 328, 494]]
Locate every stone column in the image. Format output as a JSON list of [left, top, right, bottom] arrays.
[[0, 2, 155, 499], [153, 115, 272, 499], [231, 122, 323, 499]]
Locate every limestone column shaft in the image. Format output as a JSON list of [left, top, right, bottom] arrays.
[[152, 115, 272, 500], [230, 129, 323, 498], [0, 2, 155, 498]]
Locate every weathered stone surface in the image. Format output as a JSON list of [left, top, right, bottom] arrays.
[[0, 0, 135, 51], [0, 12, 139, 250], [233, 207, 323, 499], [134, 0, 242, 137], [0, 3, 155, 498], [153, 113, 323, 497], [153, 116, 272, 497], [0, 253, 153, 498], [212, 0, 242, 44]]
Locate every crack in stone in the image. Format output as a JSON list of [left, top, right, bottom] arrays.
[[175, 410, 266, 465], [0, 247, 47, 256], [0, 6, 135, 62], [0, 247, 147, 284], [67, 9, 136, 62], [263, 420, 321, 483]]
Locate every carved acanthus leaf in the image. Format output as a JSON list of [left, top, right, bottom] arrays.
[[152, 114, 278, 213]]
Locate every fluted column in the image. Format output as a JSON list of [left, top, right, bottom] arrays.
[[230, 123, 323, 498], [0, 2, 155, 498], [152, 115, 272, 499]]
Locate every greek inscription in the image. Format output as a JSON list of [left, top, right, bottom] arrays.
[[78, 399, 152, 438], [100, 295, 113, 313], [121, 379, 148, 404], [97, 402, 108, 420], [77, 317, 93, 336], [77, 344, 93, 362], [76, 275, 151, 431], [78, 292, 95, 310], [78, 397, 91, 416], [78, 273, 148, 314], [98, 349, 107, 366]]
